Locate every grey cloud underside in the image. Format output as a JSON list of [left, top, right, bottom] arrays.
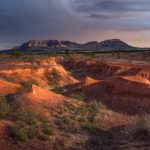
[[72, 0, 150, 13], [71, 0, 150, 21], [87, 14, 130, 19]]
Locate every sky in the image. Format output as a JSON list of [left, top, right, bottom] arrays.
[[1, 0, 150, 49]]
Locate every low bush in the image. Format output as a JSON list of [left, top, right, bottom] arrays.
[[11, 51, 24, 57], [21, 81, 38, 89], [49, 69, 61, 86], [0, 96, 11, 118], [88, 101, 106, 111], [70, 92, 86, 101], [48, 51, 57, 57], [83, 52, 96, 58], [8, 125, 28, 142], [41, 123, 54, 136], [27, 125, 39, 139], [52, 86, 66, 94], [16, 110, 38, 125], [126, 115, 150, 140], [83, 123, 102, 135]]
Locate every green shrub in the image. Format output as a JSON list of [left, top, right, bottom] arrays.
[[48, 51, 57, 57], [17, 110, 38, 125], [49, 69, 61, 86], [87, 101, 106, 122], [126, 115, 150, 140], [27, 126, 39, 139], [70, 92, 86, 101], [12, 51, 24, 57], [0, 96, 11, 118], [21, 81, 37, 88], [76, 138, 86, 148], [83, 123, 101, 135], [8, 125, 28, 142], [88, 101, 106, 112], [83, 52, 95, 58], [56, 114, 88, 133], [56, 115, 75, 132], [74, 71, 86, 78], [41, 123, 54, 136], [52, 86, 66, 94], [51, 69, 61, 79], [63, 55, 70, 61], [58, 137, 73, 149], [26, 56, 35, 62]]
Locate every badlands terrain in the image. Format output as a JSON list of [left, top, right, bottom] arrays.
[[0, 51, 149, 150]]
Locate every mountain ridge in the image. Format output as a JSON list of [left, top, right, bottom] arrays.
[[17, 39, 135, 51], [1, 39, 149, 53]]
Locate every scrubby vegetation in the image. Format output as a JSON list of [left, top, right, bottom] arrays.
[[21, 81, 38, 88], [126, 115, 150, 140], [55, 102, 106, 134], [8, 125, 28, 142], [11, 51, 25, 57], [48, 69, 62, 86], [70, 92, 86, 101], [83, 52, 96, 58], [16, 110, 38, 125], [52, 101, 110, 149], [51, 86, 66, 94], [8, 109, 55, 143], [0, 96, 11, 118]]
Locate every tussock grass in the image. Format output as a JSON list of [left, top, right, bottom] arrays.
[[8, 125, 28, 142], [16, 110, 38, 125], [126, 115, 150, 140], [0, 96, 11, 118], [70, 92, 86, 101], [52, 86, 66, 94]]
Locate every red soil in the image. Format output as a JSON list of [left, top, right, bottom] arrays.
[[67, 58, 150, 80], [0, 79, 21, 95], [0, 120, 15, 150], [9, 85, 82, 118], [81, 76, 150, 115], [82, 76, 99, 86], [0, 63, 78, 87], [0, 56, 149, 149]]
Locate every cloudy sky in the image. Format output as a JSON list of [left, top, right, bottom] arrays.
[[1, 0, 150, 49]]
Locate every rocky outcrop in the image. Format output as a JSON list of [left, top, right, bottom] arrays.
[[20, 40, 69, 50], [17, 39, 134, 51], [84, 39, 133, 50]]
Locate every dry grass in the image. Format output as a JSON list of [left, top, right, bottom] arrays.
[[126, 115, 150, 140], [0, 96, 11, 118]]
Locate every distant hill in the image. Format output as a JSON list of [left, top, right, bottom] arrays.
[[84, 39, 134, 51], [16, 39, 135, 51], [1, 39, 149, 53]]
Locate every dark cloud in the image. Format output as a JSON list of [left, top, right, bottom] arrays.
[[72, 0, 150, 13], [0, 0, 85, 49], [0, 0, 150, 49], [87, 14, 130, 19]]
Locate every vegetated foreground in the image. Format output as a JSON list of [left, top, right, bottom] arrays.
[[0, 51, 149, 150]]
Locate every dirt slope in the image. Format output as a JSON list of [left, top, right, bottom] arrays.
[[0, 79, 21, 95], [67, 58, 150, 80], [0, 58, 78, 87]]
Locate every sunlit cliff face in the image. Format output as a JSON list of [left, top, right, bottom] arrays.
[[1, 0, 150, 50]]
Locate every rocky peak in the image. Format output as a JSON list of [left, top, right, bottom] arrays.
[[100, 39, 130, 48]]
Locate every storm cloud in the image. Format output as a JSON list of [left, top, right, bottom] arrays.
[[0, 0, 150, 49]]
